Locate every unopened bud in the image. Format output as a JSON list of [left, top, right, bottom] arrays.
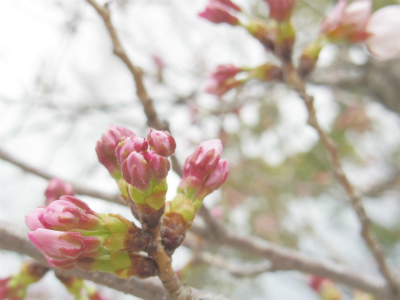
[[45, 178, 74, 205], [121, 152, 152, 190], [147, 129, 176, 157]]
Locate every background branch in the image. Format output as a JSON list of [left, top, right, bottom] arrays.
[[282, 62, 400, 295]]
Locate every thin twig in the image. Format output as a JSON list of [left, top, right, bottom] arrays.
[[281, 62, 400, 295], [84, 0, 182, 177], [0, 221, 230, 300], [0, 148, 122, 204]]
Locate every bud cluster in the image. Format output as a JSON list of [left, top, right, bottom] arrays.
[[55, 274, 110, 300], [25, 195, 154, 278], [0, 261, 48, 300], [162, 139, 229, 253]]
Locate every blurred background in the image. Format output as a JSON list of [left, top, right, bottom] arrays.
[[1, 0, 400, 299]]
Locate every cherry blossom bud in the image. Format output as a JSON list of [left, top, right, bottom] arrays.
[[198, 2, 240, 26], [96, 126, 134, 178], [320, 0, 371, 42], [26, 196, 102, 232], [147, 129, 176, 157], [0, 262, 48, 300], [204, 64, 243, 96], [115, 135, 148, 165], [144, 150, 171, 181], [45, 178, 75, 205], [197, 159, 229, 199], [178, 139, 223, 198], [28, 229, 99, 264], [264, 0, 296, 22], [121, 152, 152, 190], [366, 5, 400, 60]]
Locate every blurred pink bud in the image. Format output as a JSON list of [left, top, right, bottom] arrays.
[[309, 275, 328, 292], [144, 150, 171, 181], [198, 2, 240, 25], [366, 5, 400, 60], [45, 178, 75, 205], [198, 159, 229, 198], [115, 135, 148, 165], [320, 0, 371, 42], [25, 196, 100, 231], [0, 278, 11, 299], [89, 291, 109, 300], [121, 152, 152, 190], [210, 206, 223, 219], [96, 126, 134, 177], [204, 64, 242, 96], [179, 139, 223, 193], [152, 54, 165, 70], [264, 0, 296, 22], [147, 129, 176, 157]]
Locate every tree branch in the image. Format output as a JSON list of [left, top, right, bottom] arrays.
[[0, 221, 229, 300], [84, 0, 182, 177], [0, 148, 123, 205], [281, 62, 400, 295]]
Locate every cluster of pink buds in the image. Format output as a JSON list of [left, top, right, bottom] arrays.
[[25, 195, 152, 276], [320, 0, 400, 59], [162, 139, 229, 254], [116, 129, 176, 211], [198, 0, 241, 26], [178, 139, 229, 210], [0, 262, 48, 300]]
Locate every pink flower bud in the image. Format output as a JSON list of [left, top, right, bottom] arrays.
[[309, 275, 327, 292], [197, 159, 229, 198], [28, 229, 85, 260], [144, 150, 171, 181], [179, 139, 223, 194], [147, 129, 176, 157], [264, 0, 296, 22], [96, 126, 134, 177], [204, 64, 242, 96], [198, 2, 240, 26], [25, 196, 101, 232], [28, 229, 102, 265], [121, 152, 152, 190], [45, 178, 75, 205], [115, 135, 148, 165], [0, 278, 11, 299], [366, 5, 400, 60], [320, 0, 371, 43]]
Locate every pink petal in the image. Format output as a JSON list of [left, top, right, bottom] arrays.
[[366, 5, 400, 60], [25, 207, 46, 231]]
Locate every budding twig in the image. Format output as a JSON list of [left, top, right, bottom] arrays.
[[0, 221, 230, 300], [0, 147, 396, 297], [280, 61, 400, 295]]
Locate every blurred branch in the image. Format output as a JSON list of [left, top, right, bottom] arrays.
[[0, 220, 230, 300], [84, 0, 182, 177], [281, 61, 400, 295], [0, 148, 123, 205], [190, 218, 393, 298], [184, 235, 273, 278]]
